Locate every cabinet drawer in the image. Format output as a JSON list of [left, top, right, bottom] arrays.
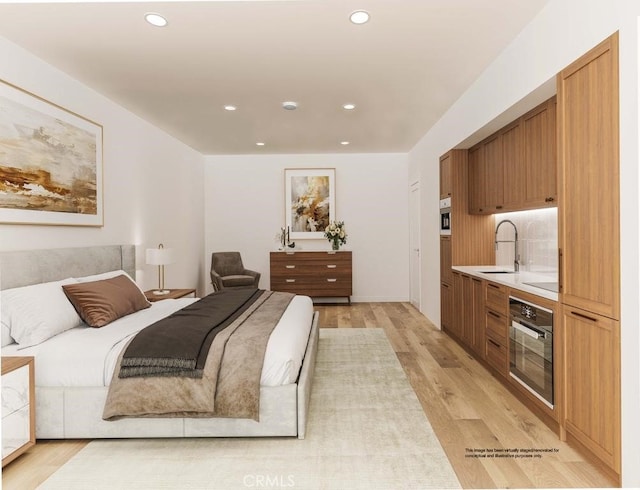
[[1, 406, 30, 460], [1, 365, 29, 418], [485, 309, 508, 344], [486, 337, 508, 374], [485, 282, 508, 314]]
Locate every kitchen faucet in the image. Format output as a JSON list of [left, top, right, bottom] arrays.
[[495, 219, 520, 272]]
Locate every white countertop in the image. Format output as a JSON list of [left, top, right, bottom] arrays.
[[452, 265, 559, 302]]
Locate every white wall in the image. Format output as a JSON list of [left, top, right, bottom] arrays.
[[204, 153, 409, 302], [0, 36, 206, 294], [409, 0, 640, 485]]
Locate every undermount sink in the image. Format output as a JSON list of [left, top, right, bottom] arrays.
[[477, 270, 515, 274]]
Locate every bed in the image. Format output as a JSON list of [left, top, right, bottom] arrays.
[[0, 245, 319, 439]]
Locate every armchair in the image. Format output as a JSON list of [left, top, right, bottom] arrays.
[[210, 252, 261, 291]]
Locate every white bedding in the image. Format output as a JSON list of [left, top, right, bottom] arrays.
[[1, 294, 313, 388]]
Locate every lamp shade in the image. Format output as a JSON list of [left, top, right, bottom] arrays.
[[145, 245, 174, 266]]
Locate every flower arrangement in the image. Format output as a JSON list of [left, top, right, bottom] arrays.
[[324, 220, 347, 250]]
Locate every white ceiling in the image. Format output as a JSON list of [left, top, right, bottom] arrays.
[[0, 0, 550, 155]]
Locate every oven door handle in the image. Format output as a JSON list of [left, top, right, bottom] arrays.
[[511, 320, 545, 339]]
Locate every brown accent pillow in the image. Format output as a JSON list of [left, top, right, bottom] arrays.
[[62, 274, 151, 328]]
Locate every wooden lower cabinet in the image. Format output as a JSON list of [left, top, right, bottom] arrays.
[[562, 305, 620, 474], [440, 282, 453, 332], [270, 251, 352, 301], [447, 272, 485, 359]]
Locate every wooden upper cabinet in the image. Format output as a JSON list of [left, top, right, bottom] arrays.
[[469, 96, 557, 215], [468, 145, 485, 213], [523, 97, 557, 207], [557, 32, 619, 320], [501, 119, 524, 209], [439, 153, 452, 199]]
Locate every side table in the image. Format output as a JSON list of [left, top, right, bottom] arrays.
[[144, 288, 197, 302]]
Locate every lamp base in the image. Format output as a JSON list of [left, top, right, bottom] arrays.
[[152, 289, 170, 295]]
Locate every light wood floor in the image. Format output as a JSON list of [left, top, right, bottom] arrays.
[[2, 303, 617, 489]]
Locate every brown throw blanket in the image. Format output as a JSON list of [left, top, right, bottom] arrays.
[[103, 290, 295, 421], [119, 288, 263, 378]]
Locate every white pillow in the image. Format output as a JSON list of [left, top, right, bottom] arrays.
[[1, 320, 13, 347], [1, 278, 83, 348]]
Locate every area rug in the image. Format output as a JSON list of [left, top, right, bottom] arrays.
[[39, 328, 460, 490]]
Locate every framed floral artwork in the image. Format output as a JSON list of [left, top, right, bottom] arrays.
[[0, 79, 103, 226], [285, 168, 335, 239]]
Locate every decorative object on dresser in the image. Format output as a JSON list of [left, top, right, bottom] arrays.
[[0, 79, 103, 227], [145, 243, 174, 295], [270, 250, 352, 304], [144, 288, 196, 302], [284, 168, 335, 240], [324, 220, 347, 251], [2, 356, 35, 467], [210, 251, 261, 291]]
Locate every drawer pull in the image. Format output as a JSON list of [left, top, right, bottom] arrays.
[[285, 251, 295, 255], [326, 264, 337, 269], [487, 310, 501, 319], [285, 279, 296, 283], [487, 338, 501, 348], [570, 310, 598, 323], [326, 278, 337, 282], [487, 283, 500, 290], [285, 265, 296, 269]]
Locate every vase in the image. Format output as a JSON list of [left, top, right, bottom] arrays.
[[331, 241, 340, 251]]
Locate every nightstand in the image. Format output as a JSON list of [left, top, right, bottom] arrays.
[[144, 288, 197, 302], [2, 356, 35, 467]]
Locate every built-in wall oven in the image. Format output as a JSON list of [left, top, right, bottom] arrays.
[[509, 296, 554, 408], [439, 197, 451, 235]]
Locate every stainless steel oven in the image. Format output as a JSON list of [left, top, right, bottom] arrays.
[[509, 296, 554, 408], [439, 197, 451, 235]]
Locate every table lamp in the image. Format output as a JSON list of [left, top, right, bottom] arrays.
[[145, 243, 174, 295]]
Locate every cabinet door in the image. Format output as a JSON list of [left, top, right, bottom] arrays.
[[482, 134, 503, 212], [439, 153, 452, 199], [523, 98, 557, 207], [450, 272, 463, 339], [558, 33, 619, 319], [471, 278, 485, 359], [440, 236, 452, 285], [440, 282, 452, 331], [461, 274, 473, 345], [562, 305, 620, 472], [468, 145, 485, 214], [501, 120, 523, 209]]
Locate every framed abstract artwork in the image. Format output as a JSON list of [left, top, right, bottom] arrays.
[[0, 79, 103, 226], [285, 168, 335, 239]]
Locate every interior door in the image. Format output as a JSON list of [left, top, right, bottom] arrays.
[[409, 182, 420, 309]]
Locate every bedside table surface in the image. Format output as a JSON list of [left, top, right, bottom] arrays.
[[1, 357, 34, 376], [144, 288, 196, 302]]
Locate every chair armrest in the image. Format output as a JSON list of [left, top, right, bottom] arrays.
[[210, 270, 223, 291]]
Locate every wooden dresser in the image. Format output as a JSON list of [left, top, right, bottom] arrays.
[[270, 251, 352, 303]]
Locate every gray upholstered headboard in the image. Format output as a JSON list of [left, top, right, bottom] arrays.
[[0, 245, 136, 290]]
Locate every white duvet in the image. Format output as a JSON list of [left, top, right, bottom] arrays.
[[1, 294, 314, 388]]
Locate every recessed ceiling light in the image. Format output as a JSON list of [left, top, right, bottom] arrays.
[[256, 142, 265, 147], [349, 10, 370, 25], [342, 103, 356, 110], [145, 12, 168, 27], [282, 101, 298, 111], [340, 141, 350, 146], [223, 105, 237, 111]]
